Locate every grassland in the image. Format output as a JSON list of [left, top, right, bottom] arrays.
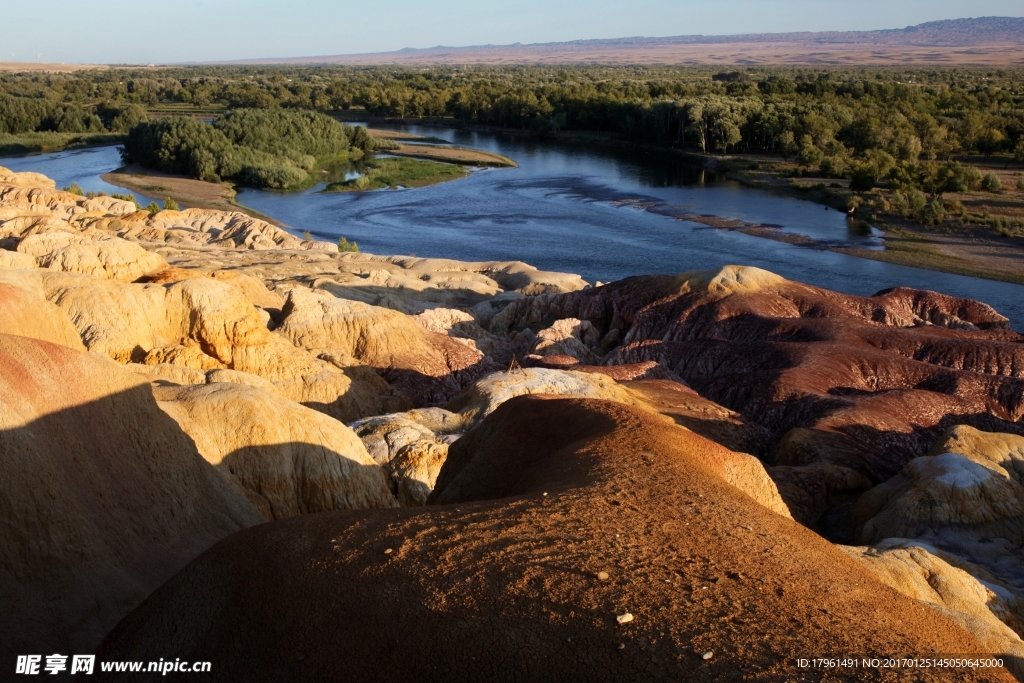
[[324, 156, 468, 192]]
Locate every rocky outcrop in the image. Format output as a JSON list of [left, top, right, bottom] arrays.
[[389, 440, 449, 506], [96, 396, 1007, 683], [0, 334, 263, 661], [845, 425, 1024, 632], [842, 544, 1024, 678], [278, 287, 494, 405], [35, 237, 168, 282], [0, 268, 407, 423], [445, 367, 640, 426], [153, 383, 396, 519], [348, 412, 456, 504], [0, 281, 86, 350]]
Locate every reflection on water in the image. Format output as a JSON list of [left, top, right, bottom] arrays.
[[4, 133, 1024, 329]]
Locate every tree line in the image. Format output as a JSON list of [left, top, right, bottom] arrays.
[[3, 65, 1023, 180]]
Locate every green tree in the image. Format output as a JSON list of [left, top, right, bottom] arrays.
[[163, 197, 179, 211], [110, 104, 148, 133], [848, 164, 876, 194], [796, 135, 823, 168], [146, 202, 160, 214]]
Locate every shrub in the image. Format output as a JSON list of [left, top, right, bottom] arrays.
[[920, 199, 946, 225], [303, 230, 312, 241], [338, 236, 359, 252], [146, 202, 160, 214], [980, 173, 1002, 193], [964, 165, 983, 191], [889, 191, 910, 217], [908, 189, 927, 216], [1017, 175, 1024, 191], [63, 183, 84, 196], [819, 156, 846, 177], [163, 197, 179, 211], [112, 192, 140, 208], [236, 163, 309, 190], [943, 199, 966, 217]]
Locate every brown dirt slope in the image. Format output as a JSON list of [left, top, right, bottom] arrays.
[[96, 396, 1010, 682]]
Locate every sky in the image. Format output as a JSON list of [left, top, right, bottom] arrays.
[[2, 0, 1022, 65]]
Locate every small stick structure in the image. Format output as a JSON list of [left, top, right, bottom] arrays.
[[507, 355, 524, 375]]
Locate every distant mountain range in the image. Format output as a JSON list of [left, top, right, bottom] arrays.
[[221, 17, 1024, 66]]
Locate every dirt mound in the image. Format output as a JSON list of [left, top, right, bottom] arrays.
[[95, 396, 1009, 682], [0, 334, 263, 661]]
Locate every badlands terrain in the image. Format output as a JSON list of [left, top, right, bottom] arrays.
[[1, 165, 1023, 680]]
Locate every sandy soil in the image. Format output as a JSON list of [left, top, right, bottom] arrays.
[[366, 128, 425, 140], [101, 165, 283, 225], [390, 144, 517, 167]]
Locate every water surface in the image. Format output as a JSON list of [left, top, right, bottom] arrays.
[[5, 132, 1024, 328]]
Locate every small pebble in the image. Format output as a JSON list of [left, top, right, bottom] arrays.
[[384, 548, 393, 555], [542, 492, 548, 496], [617, 643, 625, 650], [597, 571, 610, 581], [702, 651, 714, 660], [616, 613, 634, 624]]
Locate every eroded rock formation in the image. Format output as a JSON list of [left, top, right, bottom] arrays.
[[4, 165, 1023, 679]]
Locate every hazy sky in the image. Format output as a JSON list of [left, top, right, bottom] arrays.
[[2, 0, 1022, 65]]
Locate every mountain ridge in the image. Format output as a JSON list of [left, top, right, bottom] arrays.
[[216, 17, 1024, 65]]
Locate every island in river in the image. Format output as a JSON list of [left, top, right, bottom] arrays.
[[102, 127, 515, 213]]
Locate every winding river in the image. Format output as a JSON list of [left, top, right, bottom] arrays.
[[5, 127, 1024, 328]]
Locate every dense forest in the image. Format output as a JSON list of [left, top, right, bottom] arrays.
[[121, 109, 380, 189], [2, 65, 1023, 194]]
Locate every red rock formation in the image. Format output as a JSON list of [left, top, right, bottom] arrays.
[[510, 266, 1024, 525]]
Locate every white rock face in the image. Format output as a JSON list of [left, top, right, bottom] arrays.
[[447, 367, 639, 426]]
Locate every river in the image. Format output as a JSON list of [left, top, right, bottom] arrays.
[[4, 129, 1024, 328]]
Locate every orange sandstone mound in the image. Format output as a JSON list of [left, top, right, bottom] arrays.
[[95, 397, 1010, 682]]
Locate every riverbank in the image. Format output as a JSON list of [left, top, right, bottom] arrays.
[[343, 115, 1024, 285], [0, 131, 125, 157], [101, 165, 286, 226]]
